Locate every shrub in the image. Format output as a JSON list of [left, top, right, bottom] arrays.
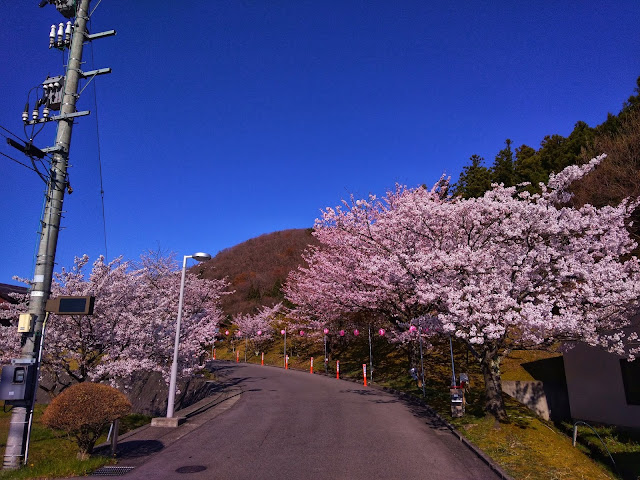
[[41, 382, 132, 458]]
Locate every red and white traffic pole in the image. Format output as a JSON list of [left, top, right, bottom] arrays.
[[363, 364, 367, 386], [261, 352, 264, 366], [213, 348, 216, 360], [336, 360, 340, 379], [310, 357, 313, 374], [285, 355, 289, 370], [236, 350, 239, 363]]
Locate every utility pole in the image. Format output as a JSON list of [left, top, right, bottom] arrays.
[[3, 0, 113, 469]]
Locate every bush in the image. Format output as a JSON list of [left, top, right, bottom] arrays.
[[41, 383, 132, 458]]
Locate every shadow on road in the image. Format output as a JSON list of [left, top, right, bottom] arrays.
[[339, 386, 451, 431], [94, 439, 165, 459]]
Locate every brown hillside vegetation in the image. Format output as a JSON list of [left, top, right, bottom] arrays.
[[197, 228, 318, 317], [573, 104, 640, 254]]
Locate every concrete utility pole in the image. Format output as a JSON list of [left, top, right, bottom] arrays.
[[3, 0, 111, 468]]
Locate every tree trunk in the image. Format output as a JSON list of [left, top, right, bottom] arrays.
[[480, 349, 508, 422]]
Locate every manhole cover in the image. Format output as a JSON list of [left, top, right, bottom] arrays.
[[92, 466, 135, 476], [176, 465, 207, 474]]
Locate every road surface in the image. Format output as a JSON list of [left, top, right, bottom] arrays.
[[114, 362, 502, 479]]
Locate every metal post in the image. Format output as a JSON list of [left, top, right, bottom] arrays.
[[110, 419, 119, 456], [323, 333, 328, 373], [166, 255, 189, 418], [449, 335, 456, 386], [368, 324, 373, 383], [3, 0, 91, 469], [283, 330, 287, 368], [418, 321, 426, 398]]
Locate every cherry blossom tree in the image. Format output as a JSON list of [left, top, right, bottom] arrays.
[[286, 155, 640, 420], [0, 252, 228, 395], [233, 303, 283, 354]]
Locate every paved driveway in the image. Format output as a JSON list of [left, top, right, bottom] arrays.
[[101, 362, 502, 479]]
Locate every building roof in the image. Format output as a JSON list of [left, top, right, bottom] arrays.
[[0, 283, 28, 304]]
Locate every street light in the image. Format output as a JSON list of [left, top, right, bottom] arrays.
[[166, 252, 211, 419]]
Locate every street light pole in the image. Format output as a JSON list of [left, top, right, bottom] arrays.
[[166, 252, 210, 419]]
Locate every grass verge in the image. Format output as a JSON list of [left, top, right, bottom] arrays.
[[0, 404, 150, 479]]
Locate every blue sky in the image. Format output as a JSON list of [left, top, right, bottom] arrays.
[[1, 1, 639, 285]]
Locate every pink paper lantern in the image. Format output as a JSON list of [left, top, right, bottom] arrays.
[[225, 330, 230, 336], [378, 328, 386, 336], [300, 330, 305, 336], [281, 329, 286, 335], [323, 328, 329, 335], [353, 329, 359, 336], [409, 325, 417, 333], [339, 330, 345, 336], [257, 330, 262, 336]]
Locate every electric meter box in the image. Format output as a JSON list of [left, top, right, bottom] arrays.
[[0, 365, 36, 403], [18, 314, 36, 333]]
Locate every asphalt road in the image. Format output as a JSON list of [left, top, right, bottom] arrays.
[[115, 362, 501, 479]]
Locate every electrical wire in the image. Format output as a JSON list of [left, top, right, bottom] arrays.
[[0, 126, 51, 182], [0, 151, 47, 179], [23, 85, 48, 143], [0, 125, 25, 142], [89, 0, 104, 18], [89, 17, 109, 260]]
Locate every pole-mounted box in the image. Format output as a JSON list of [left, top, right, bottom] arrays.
[[45, 296, 95, 315], [0, 365, 36, 404], [17, 314, 36, 333]]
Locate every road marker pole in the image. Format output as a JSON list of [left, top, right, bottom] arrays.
[[236, 350, 239, 363], [336, 360, 340, 379], [310, 357, 313, 374], [213, 348, 216, 360], [286, 355, 289, 370], [261, 352, 264, 366], [363, 364, 367, 386]]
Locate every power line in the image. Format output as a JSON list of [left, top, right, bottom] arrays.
[[0, 151, 45, 177], [89, 21, 109, 260], [0, 125, 25, 142]]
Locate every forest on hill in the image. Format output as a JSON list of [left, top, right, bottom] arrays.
[[454, 76, 639, 210], [197, 228, 318, 318], [199, 76, 640, 318]]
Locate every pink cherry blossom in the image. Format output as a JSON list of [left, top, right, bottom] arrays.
[[285, 155, 640, 420], [0, 251, 229, 395]]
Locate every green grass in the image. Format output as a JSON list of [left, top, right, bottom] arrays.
[[0, 404, 151, 479]]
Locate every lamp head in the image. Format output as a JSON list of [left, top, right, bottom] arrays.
[[191, 252, 211, 262]]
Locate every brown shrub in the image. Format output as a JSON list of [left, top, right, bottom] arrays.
[[41, 382, 131, 458]]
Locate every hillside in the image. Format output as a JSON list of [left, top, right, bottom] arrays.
[[197, 228, 318, 318]]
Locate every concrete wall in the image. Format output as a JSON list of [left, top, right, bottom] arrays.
[[502, 380, 570, 421], [563, 343, 640, 428]]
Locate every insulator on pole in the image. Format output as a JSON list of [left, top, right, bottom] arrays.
[[32, 107, 39, 121], [64, 21, 72, 44], [22, 103, 29, 122], [49, 24, 56, 48], [57, 23, 64, 47], [43, 107, 50, 119]]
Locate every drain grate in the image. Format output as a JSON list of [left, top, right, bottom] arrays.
[[92, 466, 135, 476], [176, 465, 207, 473]]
